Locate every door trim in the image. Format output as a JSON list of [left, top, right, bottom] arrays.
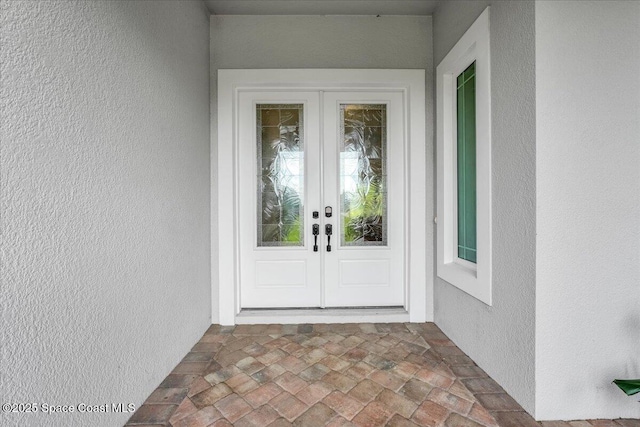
[[216, 69, 429, 325]]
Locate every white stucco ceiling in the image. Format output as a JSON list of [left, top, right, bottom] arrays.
[[204, 0, 438, 16]]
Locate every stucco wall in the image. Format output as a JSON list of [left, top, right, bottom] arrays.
[[0, 1, 211, 426], [433, 1, 537, 414], [535, 0, 640, 419], [210, 15, 434, 322]]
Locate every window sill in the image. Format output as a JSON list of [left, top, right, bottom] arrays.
[[438, 261, 491, 306]]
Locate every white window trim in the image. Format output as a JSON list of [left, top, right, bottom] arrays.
[[436, 7, 492, 305]]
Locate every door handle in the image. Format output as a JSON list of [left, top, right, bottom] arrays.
[[325, 224, 332, 252], [312, 224, 320, 252]]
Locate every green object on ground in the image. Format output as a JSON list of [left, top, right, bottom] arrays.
[[613, 379, 640, 396]]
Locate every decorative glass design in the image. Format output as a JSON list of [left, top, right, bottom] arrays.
[[340, 104, 387, 246], [457, 62, 477, 263], [257, 104, 304, 246]]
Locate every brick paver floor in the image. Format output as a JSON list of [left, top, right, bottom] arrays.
[[126, 323, 639, 426]]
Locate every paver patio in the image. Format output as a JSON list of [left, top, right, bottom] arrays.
[[126, 323, 639, 427]]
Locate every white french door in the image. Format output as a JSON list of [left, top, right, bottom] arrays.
[[238, 91, 322, 308], [238, 90, 405, 308], [322, 92, 404, 307]]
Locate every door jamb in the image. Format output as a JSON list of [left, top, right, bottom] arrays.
[[215, 69, 429, 325]]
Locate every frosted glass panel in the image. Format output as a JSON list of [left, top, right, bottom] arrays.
[[340, 104, 387, 246], [257, 104, 304, 247]]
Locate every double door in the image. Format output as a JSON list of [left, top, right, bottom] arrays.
[[238, 90, 405, 308]]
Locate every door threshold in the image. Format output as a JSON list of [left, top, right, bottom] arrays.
[[235, 307, 409, 325]]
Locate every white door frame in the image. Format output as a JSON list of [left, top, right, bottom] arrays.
[[215, 69, 429, 325]]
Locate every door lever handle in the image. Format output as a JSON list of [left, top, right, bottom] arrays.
[[312, 224, 320, 252], [325, 224, 332, 252]]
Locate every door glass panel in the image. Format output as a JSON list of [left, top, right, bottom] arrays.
[[339, 104, 387, 246], [257, 104, 304, 246]]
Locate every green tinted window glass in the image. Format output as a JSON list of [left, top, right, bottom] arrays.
[[457, 62, 477, 263]]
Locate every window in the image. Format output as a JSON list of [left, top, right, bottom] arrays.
[[437, 8, 492, 305], [456, 62, 477, 264]]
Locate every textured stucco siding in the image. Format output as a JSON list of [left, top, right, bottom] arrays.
[[535, 0, 640, 419], [433, 0, 537, 414], [1, 1, 211, 425]]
